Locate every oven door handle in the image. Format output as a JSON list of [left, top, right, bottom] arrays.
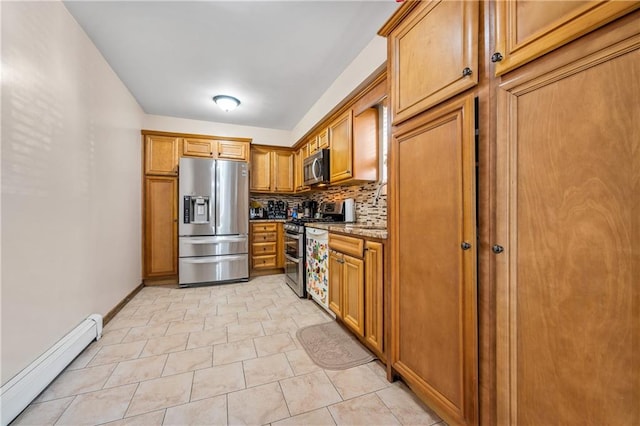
[[284, 253, 301, 264], [285, 232, 302, 240]]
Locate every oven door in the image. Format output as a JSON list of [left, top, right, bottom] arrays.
[[284, 253, 305, 297], [284, 231, 303, 258]]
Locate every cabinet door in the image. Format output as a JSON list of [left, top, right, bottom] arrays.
[[217, 140, 248, 161], [364, 241, 384, 355], [494, 1, 638, 75], [250, 148, 271, 192], [182, 138, 214, 158], [342, 255, 365, 338], [145, 135, 179, 175], [329, 110, 353, 183], [352, 107, 379, 182], [272, 150, 294, 193], [495, 26, 639, 425], [387, 0, 478, 124], [307, 135, 319, 155], [144, 176, 178, 278], [317, 128, 329, 150], [328, 250, 344, 317], [392, 94, 477, 425]]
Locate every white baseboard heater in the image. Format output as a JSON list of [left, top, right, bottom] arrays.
[[0, 314, 103, 426]]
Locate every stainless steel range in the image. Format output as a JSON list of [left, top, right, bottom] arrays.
[[282, 201, 345, 298], [283, 221, 305, 297]]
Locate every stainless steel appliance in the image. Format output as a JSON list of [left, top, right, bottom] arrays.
[[282, 201, 345, 299], [303, 149, 330, 186], [302, 200, 317, 218], [283, 221, 305, 297], [179, 157, 249, 286]]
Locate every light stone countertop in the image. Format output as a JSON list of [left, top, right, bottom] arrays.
[[305, 222, 388, 240], [249, 218, 287, 223]]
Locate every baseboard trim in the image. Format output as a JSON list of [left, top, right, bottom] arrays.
[[103, 283, 144, 326]]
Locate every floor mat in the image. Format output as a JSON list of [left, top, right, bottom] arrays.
[[296, 321, 376, 370]]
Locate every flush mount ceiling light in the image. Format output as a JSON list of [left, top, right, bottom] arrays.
[[213, 95, 240, 112]]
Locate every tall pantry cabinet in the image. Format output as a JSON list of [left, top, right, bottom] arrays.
[[379, 2, 639, 426]]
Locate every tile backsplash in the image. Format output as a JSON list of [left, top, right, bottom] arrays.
[[250, 182, 387, 227]]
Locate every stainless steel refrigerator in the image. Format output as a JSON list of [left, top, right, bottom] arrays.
[[178, 157, 249, 286]]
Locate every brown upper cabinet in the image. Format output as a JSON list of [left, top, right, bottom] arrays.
[[182, 137, 249, 161], [250, 146, 294, 193], [217, 139, 249, 160], [294, 146, 310, 193], [145, 135, 180, 175], [493, 1, 639, 75], [380, 0, 478, 125], [329, 110, 354, 183]]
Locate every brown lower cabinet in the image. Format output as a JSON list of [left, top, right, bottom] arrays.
[[144, 176, 178, 278], [328, 233, 385, 359], [390, 94, 477, 426], [250, 222, 284, 273]]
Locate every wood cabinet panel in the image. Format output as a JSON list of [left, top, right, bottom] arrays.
[[494, 0, 639, 75], [329, 234, 364, 258], [252, 242, 276, 256], [328, 250, 344, 318], [252, 255, 277, 269], [145, 135, 179, 175], [496, 31, 639, 425], [272, 150, 294, 193], [251, 222, 278, 233], [392, 95, 477, 425], [342, 254, 365, 337], [307, 135, 319, 154], [144, 176, 178, 277], [294, 148, 309, 193], [250, 147, 272, 192], [364, 241, 384, 356], [182, 138, 214, 158], [352, 107, 379, 183], [329, 110, 353, 183], [317, 128, 329, 150], [385, 0, 478, 124], [217, 140, 248, 161]]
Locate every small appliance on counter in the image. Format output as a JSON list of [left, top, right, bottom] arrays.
[[301, 200, 318, 218], [249, 200, 266, 219], [267, 200, 287, 219], [344, 198, 356, 222]]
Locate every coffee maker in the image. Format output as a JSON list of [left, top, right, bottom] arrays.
[[301, 200, 317, 218]]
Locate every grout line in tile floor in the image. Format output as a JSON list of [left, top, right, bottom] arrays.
[[13, 275, 444, 425]]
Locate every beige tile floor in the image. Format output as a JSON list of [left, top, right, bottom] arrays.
[[14, 275, 445, 426]]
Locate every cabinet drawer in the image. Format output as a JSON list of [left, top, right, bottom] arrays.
[[252, 242, 276, 256], [252, 232, 277, 243], [251, 223, 278, 233], [252, 255, 277, 269], [329, 233, 364, 258]]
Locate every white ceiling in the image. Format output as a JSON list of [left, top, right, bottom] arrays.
[[63, 1, 399, 131]]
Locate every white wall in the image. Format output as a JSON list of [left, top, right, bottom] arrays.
[[1, 1, 144, 385], [291, 35, 387, 144], [143, 114, 292, 147]]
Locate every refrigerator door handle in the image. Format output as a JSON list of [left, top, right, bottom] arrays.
[[183, 236, 247, 244], [180, 255, 246, 264]]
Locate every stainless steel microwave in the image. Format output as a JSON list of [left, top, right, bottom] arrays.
[[303, 148, 330, 186]]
